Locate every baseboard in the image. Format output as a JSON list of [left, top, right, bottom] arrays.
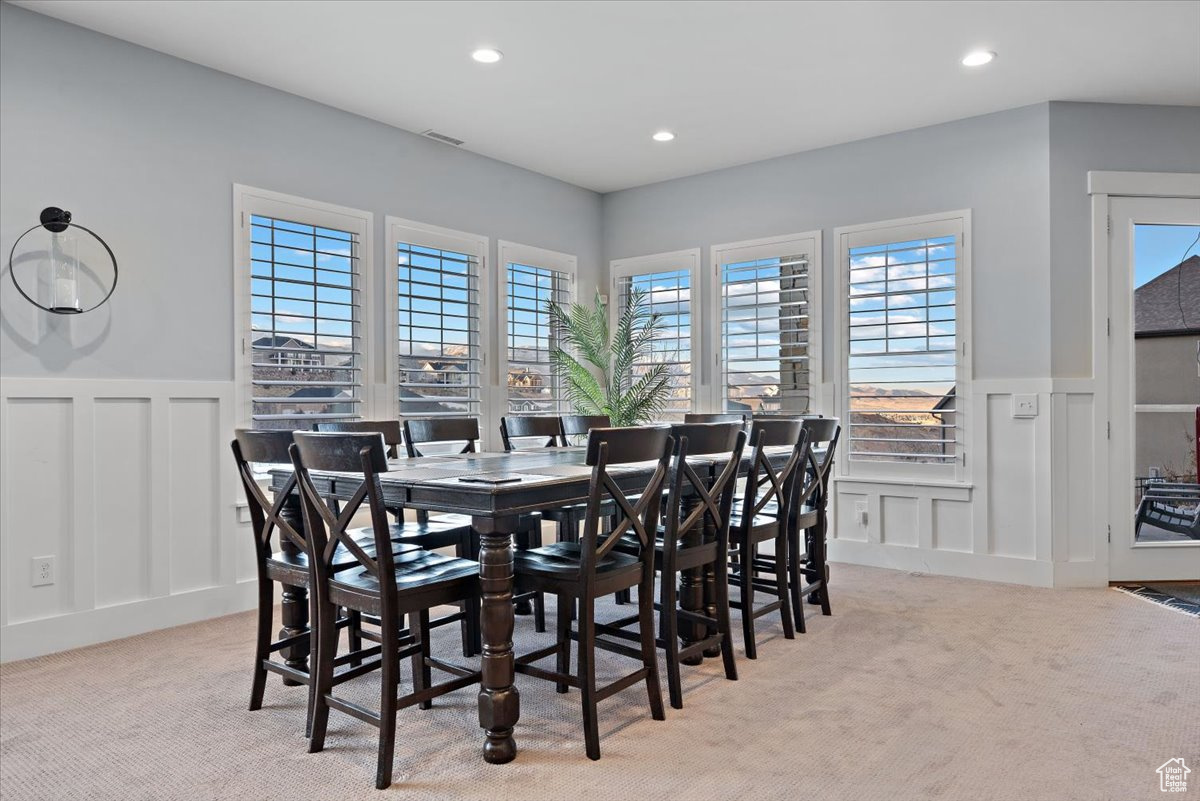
[[828, 540, 1055, 587], [0, 581, 259, 663]]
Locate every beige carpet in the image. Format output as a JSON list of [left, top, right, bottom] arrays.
[[1, 564, 1197, 801]]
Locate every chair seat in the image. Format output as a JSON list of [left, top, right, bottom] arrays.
[[329, 550, 480, 611], [514, 541, 640, 578]]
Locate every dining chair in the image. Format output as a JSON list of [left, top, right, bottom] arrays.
[[406, 416, 547, 634], [513, 426, 671, 760], [291, 431, 483, 790], [605, 421, 746, 708], [314, 420, 403, 458], [231, 429, 420, 734], [560, 414, 612, 446], [791, 417, 841, 622], [499, 415, 565, 450], [727, 418, 813, 659]]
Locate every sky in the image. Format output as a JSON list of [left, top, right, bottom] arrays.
[[1134, 224, 1200, 288]]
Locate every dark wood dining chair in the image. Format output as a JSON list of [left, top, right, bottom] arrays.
[[513, 426, 671, 760], [791, 417, 840, 622], [728, 418, 813, 659], [606, 421, 746, 708], [314, 420, 404, 458], [560, 414, 612, 446], [500, 415, 565, 450], [683, 412, 747, 425], [291, 432, 483, 790], [406, 416, 546, 634], [231, 429, 419, 734]]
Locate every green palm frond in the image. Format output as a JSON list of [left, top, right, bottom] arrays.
[[547, 288, 672, 427]]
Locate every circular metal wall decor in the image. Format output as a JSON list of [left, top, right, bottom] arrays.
[[8, 207, 118, 314]]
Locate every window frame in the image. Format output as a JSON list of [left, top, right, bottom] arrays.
[[709, 232, 822, 417], [232, 184, 375, 430], [384, 216, 490, 435], [834, 210, 972, 483], [609, 248, 702, 419], [498, 240, 578, 426]]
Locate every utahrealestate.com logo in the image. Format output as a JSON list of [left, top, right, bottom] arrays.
[[1157, 758, 1190, 793]]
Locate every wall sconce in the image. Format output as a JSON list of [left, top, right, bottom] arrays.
[[8, 207, 118, 314]]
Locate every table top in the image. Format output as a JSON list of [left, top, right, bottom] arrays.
[[270, 445, 811, 519]]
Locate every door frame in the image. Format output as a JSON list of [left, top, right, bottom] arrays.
[[1088, 171, 1200, 581]]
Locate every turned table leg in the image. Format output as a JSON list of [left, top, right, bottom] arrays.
[[474, 514, 519, 764], [275, 491, 309, 686], [677, 495, 708, 665]]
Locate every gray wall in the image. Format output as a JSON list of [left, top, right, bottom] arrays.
[[1048, 102, 1200, 377], [0, 2, 604, 381], [602, 103, 1054, 383]]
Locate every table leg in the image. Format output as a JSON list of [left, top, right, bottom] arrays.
[[276, 491, 308, 686], [474, 514, 519, 764]]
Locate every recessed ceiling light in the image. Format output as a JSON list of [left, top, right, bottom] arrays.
[[471, 48, 503, 64], [652, 131, 675, 142], [961, 50, 995, 67]]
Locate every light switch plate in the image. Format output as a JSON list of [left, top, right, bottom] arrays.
[[1012, 394, 1038, 418]]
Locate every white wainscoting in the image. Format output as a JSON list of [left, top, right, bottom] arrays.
[[0, 378, 256, 662], [827, 380, 1105, 588]]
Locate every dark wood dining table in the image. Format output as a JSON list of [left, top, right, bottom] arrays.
[[269, 444, 813, 764]]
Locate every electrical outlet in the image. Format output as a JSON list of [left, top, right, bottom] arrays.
[[31, 556, 55, 587], [854, 501, 869, 526]]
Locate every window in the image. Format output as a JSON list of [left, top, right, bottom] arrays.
[[836, 212, 970, 478], [389, 218, 486, 422], [500, 241, 577, 416], [611, 250, 700, 420], [234, 186, 372, 430], [713, 234, 819, 416]]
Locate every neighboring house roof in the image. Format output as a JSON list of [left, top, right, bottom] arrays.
[[1135, 255, 1200, 336], [288, 387, 350, 399], [253, 335, 316, 349], [933, 386, 956, 413]]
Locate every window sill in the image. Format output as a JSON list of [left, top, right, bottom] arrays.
[[833, 475, 974, 500]]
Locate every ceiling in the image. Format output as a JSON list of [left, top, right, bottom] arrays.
[[14, 0, 1200, 193]]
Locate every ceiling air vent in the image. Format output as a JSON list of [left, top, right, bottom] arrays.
[[421, 129, 465, 147]]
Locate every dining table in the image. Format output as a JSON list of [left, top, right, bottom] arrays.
[[269, 443, 822, 764]]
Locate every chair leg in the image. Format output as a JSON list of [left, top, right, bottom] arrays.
[[715, 556, 738, 682], [556, 594, 572, 694], [414, 609, 433, 710], [639, 571, 665, 722], [375, 618, 400, 790], [660, 571, 683, 710], [788, 529, 806, 634], [307, 596, 338, 754], [578, 596, 601, 760], [534, 590, 547, 633], [348, 608, 364, 666], [465, 594, 482, 657], [775, 535, 795, 640], [248, 579, 272, 712], [739, 543, 758, 660]]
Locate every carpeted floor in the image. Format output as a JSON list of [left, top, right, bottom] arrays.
[[1, 563, 1197, 801]]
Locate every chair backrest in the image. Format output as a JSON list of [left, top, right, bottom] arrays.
[[500, 415, 564, 451], [661, 422, 747, 560], [314, 420, 403, 458], [403, 417, 479, 457], [231, 429, 307, 567], [578, 426, 673, 580], [561, 414, 612, 445], [683, 412, 747, 426], [800, 417, 841, 504], [737, 419, 812, 537], [290, 432, 399, 611]]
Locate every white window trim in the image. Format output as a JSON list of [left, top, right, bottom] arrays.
[[610, 248, 702, 416], [709, 231, 822, 416], [833, 209, 972, 483], [384, 216, 490, 434], [497, 240, 578, 440], [232, 184, 375, 430]]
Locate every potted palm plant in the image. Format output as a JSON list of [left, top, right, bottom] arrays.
[[547, 289, 673, 426]]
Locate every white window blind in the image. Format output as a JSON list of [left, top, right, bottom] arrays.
[[615, 268, 693, 420], [506, 262, 571, 415], [720, 253, 811, 415], [396, 242, 481, 420], [846, 231, 959, 464], [250, 215, 361, 430]]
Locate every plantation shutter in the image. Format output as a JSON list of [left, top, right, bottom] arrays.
[[249, 215, 361, 430], [506, 262, 572, 416], [614, 268, 694, 420]]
